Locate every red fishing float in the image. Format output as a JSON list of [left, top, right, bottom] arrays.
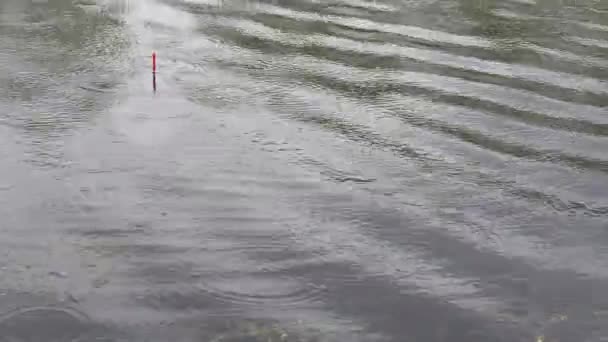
[[152, 51, 157, 73]]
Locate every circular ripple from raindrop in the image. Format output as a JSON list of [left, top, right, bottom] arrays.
[[0, 306, 92, 342], [198, 275, 327, 308]]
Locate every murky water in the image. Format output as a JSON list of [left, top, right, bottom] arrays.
[[1, 0, 607, 341]]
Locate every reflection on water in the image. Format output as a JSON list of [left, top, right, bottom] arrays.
[[0, 0, 607, 341]]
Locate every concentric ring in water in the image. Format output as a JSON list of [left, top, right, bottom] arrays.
[[197, 274, 327, 308], [0, 306, 91, 342]]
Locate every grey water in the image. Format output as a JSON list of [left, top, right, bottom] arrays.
[[0, 0, 607, 341]]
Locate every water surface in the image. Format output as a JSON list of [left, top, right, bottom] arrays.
[[1, 0, 607, 341]]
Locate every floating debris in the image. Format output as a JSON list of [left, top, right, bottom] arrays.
[[49, 271, 68, 279], [93, 278, 110, 288]]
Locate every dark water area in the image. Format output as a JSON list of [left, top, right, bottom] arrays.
[[1, 0, 608, 341]]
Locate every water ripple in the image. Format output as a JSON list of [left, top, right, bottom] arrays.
[[2, 0, 608, 340]]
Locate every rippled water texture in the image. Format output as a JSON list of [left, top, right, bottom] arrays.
[[0, 0, 607, 341]]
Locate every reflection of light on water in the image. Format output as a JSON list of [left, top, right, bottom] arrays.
[[74, 0, 134, 17], [133, 0, 196, 31], [104, 0, 133, 15]]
